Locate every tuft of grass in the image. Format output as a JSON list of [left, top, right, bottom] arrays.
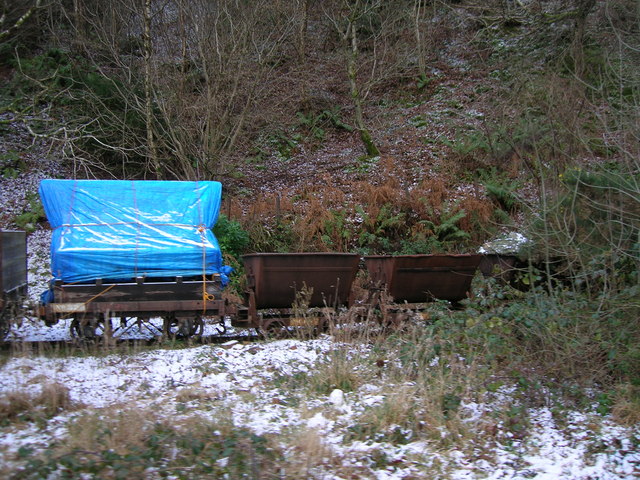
[[308, 347, 362, 395], [0, 382, 76, 423], [612, 384, 640, 426]]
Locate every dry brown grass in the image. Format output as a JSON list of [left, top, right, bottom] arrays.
[[0, 381, 76, 422], [233, 161, 500, 253], [457, 192, 495, 240], [65, 407, 151, 455], [286, 427, 332, 477], [612, 385, 640, 426]]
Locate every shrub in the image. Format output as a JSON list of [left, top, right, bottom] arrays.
[[213, 214, 250, 260], [13, 194, 45, 233]]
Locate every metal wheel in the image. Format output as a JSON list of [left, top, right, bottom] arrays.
[[0, 313, 10, 342], [163, 314, 204, 339], [260, 320, 293, 340], [70, 315, 111, 339], [212, 317, 227, 336]]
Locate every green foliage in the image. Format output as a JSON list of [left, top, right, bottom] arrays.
[[213, 214, 251, 294], [7, 48, 147, 176], [441, 129, 496, 157], [478, 168, 523, 213], [321, 209, 351, 251], [15, 421, 281, 479], [343, 155, 380, 174], [533, 164, 639, 293], [416, 73, 431, 91], [296, 107, 353, 143], [463, 271, 640, 387], [396, 206, 472, 255], [313, 201, 476, 255], [213, 214, 250, 260], [441, 116, 549, 174], [410, 115, 428, 128], [252, 107, 352, 164], [419, 208, 470, 244], [246, 218, 297, 254], [10, 49, 126, 112], [0, 150, 25, 178], [357, 204, 405, 254], [270, 130, 302, 161], [559, 38, 609, 91], [441, 392, 462, 419], [14, 194, 45, 233]]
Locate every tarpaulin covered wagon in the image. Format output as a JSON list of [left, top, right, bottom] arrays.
[[38, 180, 232, 338]]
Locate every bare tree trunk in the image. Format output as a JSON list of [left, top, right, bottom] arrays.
[[143, 0, 160, 178], [72, 0, 85, 49], [178, 0, 188, 76], [345, 12, 380, 157], [296, 0, 310, 104], [572, 0, 597, 79], [294, 0, 309, 65], [413, 0, 426, 78]]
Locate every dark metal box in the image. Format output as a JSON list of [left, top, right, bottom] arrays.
[[364, 254, 481, 303], [243, 253, 361, 309], [1, 230, 27, 297]]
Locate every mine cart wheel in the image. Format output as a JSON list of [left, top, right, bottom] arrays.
[[260, 320, 293, 340], [0, 315, 9, 342], [0, 306, 9, 341], [70, 315, 111, 340], [0, 298, 19, 342], [163, 315, 204, 339], [212, 317, 227, 336]]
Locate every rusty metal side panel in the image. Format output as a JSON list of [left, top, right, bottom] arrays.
[[43, 279, 225, 324], [44, 298, 227, 323], [54, 279, 223, 304], [1, 230, 27, 296], [364, 254, 482, 302], [243, 253, 360, 309]]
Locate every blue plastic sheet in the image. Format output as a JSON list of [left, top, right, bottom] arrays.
[[39, 180, 230, 284]]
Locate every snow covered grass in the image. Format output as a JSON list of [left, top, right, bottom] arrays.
[[1, 322, 639, 479]]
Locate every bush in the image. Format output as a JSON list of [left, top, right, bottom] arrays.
[[213, 214, 250, 260], [13, 194, 45, 233]]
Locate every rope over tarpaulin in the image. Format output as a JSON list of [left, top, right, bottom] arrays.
[[38, 180, 232, 286]]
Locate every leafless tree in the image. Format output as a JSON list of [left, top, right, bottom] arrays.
[[326, 0, 382, 157], [22, 0, 300, 179]]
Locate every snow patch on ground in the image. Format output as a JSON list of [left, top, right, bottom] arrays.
[[1, 335, 638, 479]]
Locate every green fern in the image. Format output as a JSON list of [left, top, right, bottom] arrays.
[[420, 209, 470, 243]]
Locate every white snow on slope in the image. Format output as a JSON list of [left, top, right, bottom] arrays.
[[1, 336, 638, 479]]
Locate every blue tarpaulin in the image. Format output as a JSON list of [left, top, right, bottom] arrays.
[[39, 180, 230, 284]]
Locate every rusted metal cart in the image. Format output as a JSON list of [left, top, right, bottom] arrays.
[[363, 254, 482, 322], [35, 250, 498, 340], [1, 230, 27, 340], [241, 252, 361, 334]]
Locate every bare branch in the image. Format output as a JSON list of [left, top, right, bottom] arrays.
[[0, 0, 43, 41]]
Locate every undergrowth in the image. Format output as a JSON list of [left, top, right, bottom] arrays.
[[13, 411, 283, 480]]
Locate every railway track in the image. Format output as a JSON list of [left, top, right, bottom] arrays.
[[0, 330, 263, 353]]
